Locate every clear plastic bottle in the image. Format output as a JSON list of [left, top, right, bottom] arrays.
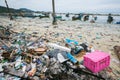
[[96, 33, 101, 39]]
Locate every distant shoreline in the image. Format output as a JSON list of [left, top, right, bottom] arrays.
[[0, 12, 120, 17]]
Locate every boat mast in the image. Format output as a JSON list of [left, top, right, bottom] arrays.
[[52, 0, 57, 25], [5, 0, 13, 20]]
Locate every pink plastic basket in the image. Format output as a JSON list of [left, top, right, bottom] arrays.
[[84, 50, 110, 73]]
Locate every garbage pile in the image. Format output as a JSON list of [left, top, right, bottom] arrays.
[[0, 25, 114, 80]]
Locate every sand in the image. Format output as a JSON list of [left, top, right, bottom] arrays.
[[0, 16, 120, 79]]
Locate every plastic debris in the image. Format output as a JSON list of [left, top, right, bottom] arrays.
[[0, 25, 117, 80]]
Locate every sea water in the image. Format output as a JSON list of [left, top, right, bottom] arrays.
[[55, 14, 120, 24]]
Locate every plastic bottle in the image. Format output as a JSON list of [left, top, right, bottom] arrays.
[[78, 34, 82, 39], [96, 33, 101, 39], [47, 43, 71, 52], [67, 53, 77, 63], [15, 56, 22, 69]]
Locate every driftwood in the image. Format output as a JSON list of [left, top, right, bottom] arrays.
[[27, 37, 42, 47], [73, 68, 105, 80], [0, 36, 11, 39], [1, 70, 29, 79], [0, 29, 6, 39], [114, 46, 120, 60], [0, 39, 10, 47], [62, 62, 105, 80], [0, 28, 12, 39]]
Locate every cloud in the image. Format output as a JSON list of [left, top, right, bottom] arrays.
[[0, 0, 120, 13]]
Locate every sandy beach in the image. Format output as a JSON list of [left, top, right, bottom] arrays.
[[1, 16, 119, 50], [0, 16, 120, 79]]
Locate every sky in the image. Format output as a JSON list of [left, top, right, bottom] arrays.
[[0, 0, 120, 13]]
